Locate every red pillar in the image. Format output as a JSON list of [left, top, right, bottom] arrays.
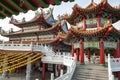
[[22, 27, 24, 32], [100, 38, 105, 65], [42, 63, 45, 80], [117, 40, 120, 57], [71, 42, 74, 57], [113, 49, 117, 58], [36, 35, 39, 41], [83, 17, 86, 30], [79, 39, 84, 64], [118, 72, 120, 80], [88, 48, 91, 62], [38, 23, 41, 30], [97, 15, 101, 28], [76, 49, 79, 61], [53, 64, 56, 76], [53, 46, 56, 54], [59, 64, 62, 76], [114, 40, 120, 58]]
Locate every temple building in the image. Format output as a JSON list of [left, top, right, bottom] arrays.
[[0, 7, 71, 80], [0, 0, 120, 80], [63, 0, 120, 64]]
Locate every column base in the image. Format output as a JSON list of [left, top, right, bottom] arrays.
[[80, 62, 85, 65], [99, 64, 106, 66], [2, 72, 7, 78]]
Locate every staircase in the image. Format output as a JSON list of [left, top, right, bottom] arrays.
[[72, 62, 108, 80]]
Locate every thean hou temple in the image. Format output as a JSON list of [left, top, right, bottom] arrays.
[[0, 0, 120, 80]]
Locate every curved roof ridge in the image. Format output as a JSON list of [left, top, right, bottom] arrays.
[[112, 20, 120, 30], [9, 8, 54, 27], [105, 2, 120, 11], [111, 25, 120, 33], [67, 23, 110, 36], [86, 1, 98, 9], [70, 1, 120, 13]]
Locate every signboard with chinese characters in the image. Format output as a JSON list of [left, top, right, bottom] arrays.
[[74, 42, 100, 49], [73, 41, 117, 49], [104, 42, 117, 49], [74, 42, 80, 49], [84, 42, 99, 49]]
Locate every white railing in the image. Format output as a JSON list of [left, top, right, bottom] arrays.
[[0, 43, 32, 51], [0, 43, 55, 56], [33, 44, 55, 56], [108, 54, 114, 80], [42, 55, 76, 80], [0, 42, 70, 56], [55, 56, 76, 80], [0, 42, 76, 80], [41, 55, 63, 64]]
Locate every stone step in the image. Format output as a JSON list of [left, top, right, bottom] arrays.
[[75, 70, 108, 74], [72, 63, 109, 80], [74, 73, 108, 77], [72, 77, 108, 80], [73, 73, 108, 78]]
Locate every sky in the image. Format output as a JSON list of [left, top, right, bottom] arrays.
[[0, 0, 120, 41]]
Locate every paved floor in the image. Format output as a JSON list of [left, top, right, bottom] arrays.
[[0, 70, 51, 80]]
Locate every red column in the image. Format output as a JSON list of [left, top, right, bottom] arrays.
[[114, 71, 120, 80], [79, 39, 84, 64], [117, 40, 120, 57], [100, 38, 105, 65], [118, 72, 120, 80], [42, 63, 45, 80], [71, 42, 74, 57], [36, 35, 39, 41], [53, 64, 56, 76], [114, 40, 120, 58], [88, 48, 91, 62], [113, 49, 117, 58], [76, 49, 79, 61], [38, 23, 41, 30], [83, 17, 86, 30], [53, 46, 56, 54], [59, 64, 62, 76], [22, 27, 24, 32], [97, 15, 101, 28]]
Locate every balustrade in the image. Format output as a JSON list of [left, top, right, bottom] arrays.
[[0, 42, 76, 80], [108, 54, 118, 80]]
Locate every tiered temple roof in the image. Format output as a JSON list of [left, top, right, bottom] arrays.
[[0, 0, 120, 50], [64, 1, 120, 24]]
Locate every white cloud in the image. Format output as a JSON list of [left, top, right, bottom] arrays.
[[112, 20, 120, 30]]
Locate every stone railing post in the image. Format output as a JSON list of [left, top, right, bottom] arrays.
[[60, 69, 63, 77], [26, 57, 32, 80], [2, 56, 8, 78], [51, 73, 54, 80]]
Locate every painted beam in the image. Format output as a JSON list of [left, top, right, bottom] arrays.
[[0, 11, 11, 17], [24, 0, 37, 10], [70, 0, 74, 2], [0, 2, 17, 15], [54, 0, 61, 5], [8, 0, 27, 13], [0, 14, 5, 19], [38, 0, 49, 8]]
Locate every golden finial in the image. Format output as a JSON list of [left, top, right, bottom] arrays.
[[91, 0, 94, 3], [101, 0, 108, 2]]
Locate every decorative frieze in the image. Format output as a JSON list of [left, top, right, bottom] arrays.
[[74, 41, 117, 49]]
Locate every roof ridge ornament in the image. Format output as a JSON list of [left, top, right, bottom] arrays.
[[91, 0, 94, 3], [101, 0, 108, 2]]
